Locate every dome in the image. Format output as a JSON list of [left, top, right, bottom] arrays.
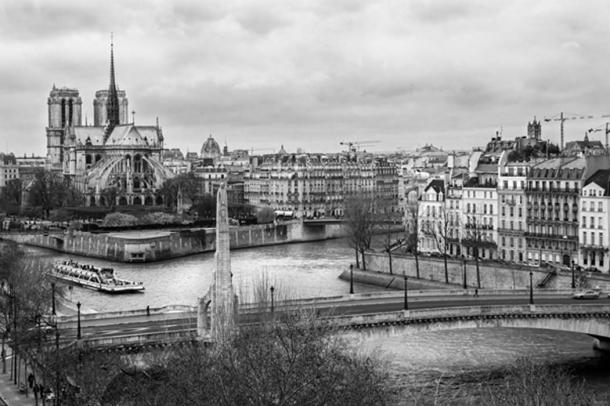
[[200, 135, 221, 159]]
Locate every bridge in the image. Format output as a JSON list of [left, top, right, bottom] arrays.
[[53, 290, 610, 352]]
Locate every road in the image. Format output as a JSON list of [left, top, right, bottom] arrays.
[[54, 293, 610, 343]]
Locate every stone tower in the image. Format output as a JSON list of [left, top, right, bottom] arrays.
[[528, 118, 542, 140], [46, 86, 82, 171], [197, 183, 238, 341], [93, 89, 128, 126]]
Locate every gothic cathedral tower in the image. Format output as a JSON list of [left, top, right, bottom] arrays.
[[46, 86, 82, 171]]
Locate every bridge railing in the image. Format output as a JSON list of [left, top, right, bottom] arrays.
[[57, 288, 581, 324]]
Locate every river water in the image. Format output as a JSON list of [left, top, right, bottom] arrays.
[[25, 238, 610, 402]]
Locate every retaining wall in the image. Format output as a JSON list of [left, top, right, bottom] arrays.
[[363, 251, 610, 291], [0, 221, 350, 262]]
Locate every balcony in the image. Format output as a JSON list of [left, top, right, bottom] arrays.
[[580, 244, 608, 251], [524, 232, 578, 242]]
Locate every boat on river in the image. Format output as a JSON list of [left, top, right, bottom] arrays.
[[49, 260, 145, 293]]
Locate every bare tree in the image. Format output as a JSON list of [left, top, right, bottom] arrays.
[[107, 310, 390, 406], [26, 169, 67, 218], [344, 194, 376, 270], [404, 200, 422, 279], [422, 204, 451, 284], [378, 202, 402, 275], [461, 214, 496, 289]]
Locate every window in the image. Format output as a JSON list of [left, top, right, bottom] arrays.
[[591, 232, 595, 245], [490, 205, 493, 215], [582, 216, 586, 227], [583, 232, 587, 244], [599, 217, 603, 229], [591, 217, 595, 228], [600, 233, 604, 246], [599, 202, 603, 212], [502, 206, 505, 216], [590, 201, 595, 211], [518, 207, 522, 217]]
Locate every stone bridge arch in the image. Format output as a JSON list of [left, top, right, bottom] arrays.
[[335, 305, 610, 351]]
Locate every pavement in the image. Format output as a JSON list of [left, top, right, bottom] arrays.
[[0, 348, 44, 406], [0, 370, 35, 406]]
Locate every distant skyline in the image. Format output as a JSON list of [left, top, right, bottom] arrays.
[[2, 0, 610, 156]]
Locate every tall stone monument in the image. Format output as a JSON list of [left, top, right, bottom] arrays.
[[197, 183, 238, 341]]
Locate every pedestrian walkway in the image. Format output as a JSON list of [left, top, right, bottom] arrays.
[[0, 371, 35, 406]]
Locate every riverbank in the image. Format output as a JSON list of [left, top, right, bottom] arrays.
[[1, 220, 393, 263], [363, 251, 610, 291], [338, 268, 454, 290]]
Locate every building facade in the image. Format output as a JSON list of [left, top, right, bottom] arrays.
[[579, 169, 610, 271]]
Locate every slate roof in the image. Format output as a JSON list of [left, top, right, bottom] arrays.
[[583, 169, 610, 195]]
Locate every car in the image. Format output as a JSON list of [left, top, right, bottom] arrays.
[[572, 290, 600, 300]]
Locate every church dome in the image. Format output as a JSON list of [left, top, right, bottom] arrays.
[[200, 135, 221, 159]]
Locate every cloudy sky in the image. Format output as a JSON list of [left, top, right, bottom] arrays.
[[2, 0, 610, 156]]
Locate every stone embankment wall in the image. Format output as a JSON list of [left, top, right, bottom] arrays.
[[0, 221, 349, 262], [363, 251, 610, 291]]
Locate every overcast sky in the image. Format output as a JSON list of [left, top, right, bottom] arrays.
[[2, 0, 610, 156]]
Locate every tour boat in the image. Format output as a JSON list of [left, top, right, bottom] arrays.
[[49, 260, 145, 293]]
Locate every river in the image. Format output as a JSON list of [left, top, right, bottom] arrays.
[[24, 237, 610, 402]]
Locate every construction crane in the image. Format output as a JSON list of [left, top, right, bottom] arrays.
[[339, 140, 380, 154], [587, 122, 610, 150], [544, 112, 610, 149]]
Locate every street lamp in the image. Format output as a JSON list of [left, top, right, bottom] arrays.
[[270, 286, 275, 314], [55, 330, 60, 406], [571, 260, 576, 289], [76, 302, 81, 340], [529, 270, 534, 305], [403, 274, 408, 310], [349, 264, 354, 294], [462, 258, 467, 289], [51, 282, 56, 316]]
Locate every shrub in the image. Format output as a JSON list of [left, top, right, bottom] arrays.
[[101, 212, 139, 227], [140, 212, 177, 225]]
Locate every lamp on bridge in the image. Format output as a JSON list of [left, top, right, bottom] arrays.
[[403, 274, 408, 310], [529, 270, 534, 305], [349, 264, 354, 294], [51, 282, 56, 316], [571, 260, 576, 289], [77, 302, 81, 340], [270, 286, 275, 314]]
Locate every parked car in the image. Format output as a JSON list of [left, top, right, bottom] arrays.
[[585, 267, 601, 273], [572, 290, 600, 300]]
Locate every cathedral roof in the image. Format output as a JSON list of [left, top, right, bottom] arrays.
[[201, 135, 221, 158], [105, 124, 162, 147], [72, 127, 105, 145]]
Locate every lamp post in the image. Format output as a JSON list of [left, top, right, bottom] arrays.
[[462, 258, 467, 289], [529, 270, 534, 305], [349, 264, 354, 294], [51, 282, 56, 316], [76, 302, 81, 340], [270, 286, 275, 314], [403, 274, 408, 310], [571, 260, 576, 289], [55, 330, 60, 406]]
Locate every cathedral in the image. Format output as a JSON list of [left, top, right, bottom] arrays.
[[45, 41, 172, 206]]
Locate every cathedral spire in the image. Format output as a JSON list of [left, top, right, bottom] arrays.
[[105, 33, 120, 142]]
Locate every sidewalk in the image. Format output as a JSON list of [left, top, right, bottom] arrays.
[[0, 370, 35, 406]]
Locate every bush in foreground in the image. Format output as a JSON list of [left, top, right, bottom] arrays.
[[99, 311, 390, 405]]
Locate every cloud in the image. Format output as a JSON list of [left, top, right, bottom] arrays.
[[2, 0, 610, 155]]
